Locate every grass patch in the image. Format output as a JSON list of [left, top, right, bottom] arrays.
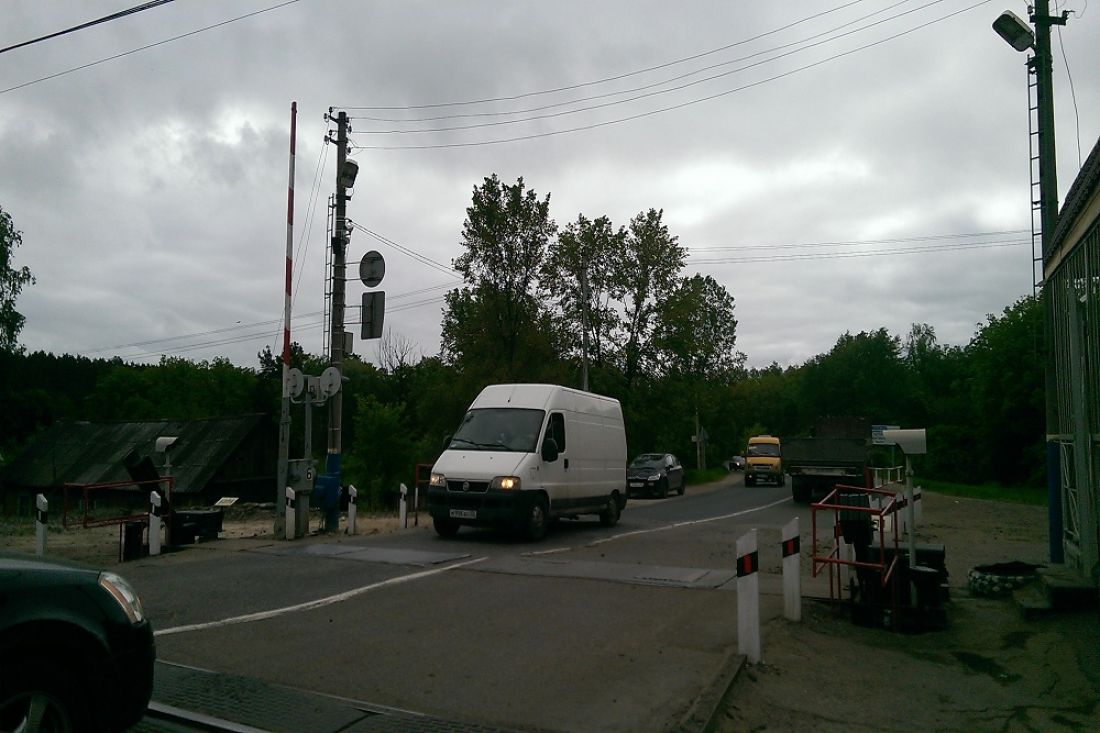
[[917, 478, 1047, 506], [686, 467, 730, 485]]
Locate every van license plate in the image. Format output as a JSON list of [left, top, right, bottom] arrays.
[[450, 509, 476, 519]]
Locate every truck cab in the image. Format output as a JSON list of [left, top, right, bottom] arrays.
[[745, 435, 784, 487]]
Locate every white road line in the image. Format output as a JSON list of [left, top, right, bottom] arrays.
[[154, 556, 488, 637], [587, 495, 793, 547]]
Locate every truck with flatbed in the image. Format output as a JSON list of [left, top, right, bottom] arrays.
[[783, 417, 871, 503]]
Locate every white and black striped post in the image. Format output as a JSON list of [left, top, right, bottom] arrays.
[[781, 517, 801, 622], [346, 484, 358, 535], [285, 487, 296, 541], [914, 485, 923, 524], [399, 483, 408, 529], [149, 491, 162, 556], [736, 529, 761, 664], [35, 494, 48, 556]]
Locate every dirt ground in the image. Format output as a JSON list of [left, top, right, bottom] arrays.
[[717, 492, 1100, 733], [4, 493, 1097, 732]]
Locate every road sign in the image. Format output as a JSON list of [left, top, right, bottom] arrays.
[[361, 291, 385, 339], [359, 250, 385, 287]]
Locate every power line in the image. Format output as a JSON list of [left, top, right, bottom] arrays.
[[1, 0, 304, 96], [350, 0, 931, 130], [0, 0, 176, 56], [351, 1, 993, 150], [349, 222, 461, 279], [343, 0, 871, 112], [686, 229, 1031, 253], [689, 239, 1027, 265]]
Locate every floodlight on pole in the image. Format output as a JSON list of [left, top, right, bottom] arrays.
[[992, 10, 1035, 51]]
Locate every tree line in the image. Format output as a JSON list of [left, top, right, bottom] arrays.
[[1, 183, 1044, 506]]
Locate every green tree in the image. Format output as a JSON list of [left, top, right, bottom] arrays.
[[1, 206, 34, 354], [651, 274, 741, 379], [543, 214, 627, 375], [617, 209, 685, 389], [441, 174, 563, 382]]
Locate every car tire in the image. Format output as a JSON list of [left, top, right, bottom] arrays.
[[524, 495, 549, 541], [0, 658, 86, 733], [599, 493, 621, 527], [433, 516, 460, 538]]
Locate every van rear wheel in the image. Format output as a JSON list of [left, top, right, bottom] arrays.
[[599, 493, 621, 527]]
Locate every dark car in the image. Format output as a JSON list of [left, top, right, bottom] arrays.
[[729, 455, 746, 471], [0, 552, 155, 733], [627, 453, 685, 498]]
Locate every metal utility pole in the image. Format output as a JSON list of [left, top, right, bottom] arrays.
[[1031, 0, 1063, 259], [324, 110, 350, 530], [579, 266, 591, 392]]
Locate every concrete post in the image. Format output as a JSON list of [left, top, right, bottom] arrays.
[[35, 494, 48, 556], [285, 487, 296, 541], [347, 484, 357, 535], [736, 529, 761, 664], [399, 483, 408, 529], [781, 517, 801, 622], [149, 491, 162, 556]]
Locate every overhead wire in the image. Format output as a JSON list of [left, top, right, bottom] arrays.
[[1, 0, 305, 95], [351, 0, 934, 131], [0, 0, 176, 55], [350, 0, 994, 150], [344, 0, 872, 112]]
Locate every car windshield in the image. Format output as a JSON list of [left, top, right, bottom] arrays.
[[448, 408, 545, 453], [630, 454, 666, 468], [747, 444, 780, 457]]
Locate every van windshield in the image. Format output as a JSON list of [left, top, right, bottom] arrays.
[[747, 443, 780, 457], [448, 408, 546, 453]]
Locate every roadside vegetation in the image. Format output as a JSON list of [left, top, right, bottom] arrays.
[[1, 179, 1044, 509], [917, 478, 1047, 506]]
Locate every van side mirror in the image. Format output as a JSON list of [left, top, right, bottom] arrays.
[[541, 437, 559, 463]]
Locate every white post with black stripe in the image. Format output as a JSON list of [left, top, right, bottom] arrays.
[[347, 484, 358, 535], [149, 491, 162, 556], [399, 483, 408, 529], [736, 529, 761, 664], [285, 487, 296, 541], [781, 517, 801, 622], [35, 494, 48, 556]]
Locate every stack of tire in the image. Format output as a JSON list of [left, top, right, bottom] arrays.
[[967, 561, 1041, 597]]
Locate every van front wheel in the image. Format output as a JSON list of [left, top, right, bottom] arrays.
[[599, 493, 621, 527], [524, 496, 549, 541], [433, 517, 460, 537]]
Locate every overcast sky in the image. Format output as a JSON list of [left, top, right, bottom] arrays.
[[2, 0, 1098, 373]]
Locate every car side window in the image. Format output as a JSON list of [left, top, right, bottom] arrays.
[[548, 412, 566, 452]]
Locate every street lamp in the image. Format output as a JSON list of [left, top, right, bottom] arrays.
[[992, 11, 1034, 51]]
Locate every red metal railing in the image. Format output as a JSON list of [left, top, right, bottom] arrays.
[[62, 477, 174, 529], [811, 483, 903, 602]]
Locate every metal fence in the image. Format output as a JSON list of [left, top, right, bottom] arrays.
[[1046, 215, 1099, 578]]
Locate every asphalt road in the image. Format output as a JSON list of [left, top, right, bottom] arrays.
[[122, 472, 813, 732]]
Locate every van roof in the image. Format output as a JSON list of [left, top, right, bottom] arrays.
[[472, 383, 621, 412]]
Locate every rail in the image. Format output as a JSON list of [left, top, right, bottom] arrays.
[[811, 483, 903, 602], [868, 465, 904, 487]]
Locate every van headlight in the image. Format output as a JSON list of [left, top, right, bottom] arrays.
[[430, 473, 446, 488], [490, 476, 520, 491]]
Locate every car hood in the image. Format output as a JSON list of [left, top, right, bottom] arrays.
[[627, 466, 664, 477], [433, 450, 527, 479]]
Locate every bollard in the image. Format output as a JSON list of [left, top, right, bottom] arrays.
[[914, 485, 923, 524], [285, 487, 296, 541], [781, 517, 801, 622], [347, 485, 358, 535], [736, 529, 761, 664], [149, 491, 162, 556], [399, 483, 408, 529], [35, 494, 48, 556]]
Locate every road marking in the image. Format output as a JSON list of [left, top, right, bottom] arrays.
[[587, 495, 793, 547], [154, 556, 488, 637]]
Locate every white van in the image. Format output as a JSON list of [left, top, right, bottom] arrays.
[[427, 384, 628, 540]]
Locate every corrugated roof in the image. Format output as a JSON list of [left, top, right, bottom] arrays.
[[2, 415, 265, 494], [1051, 134, 1100, 250]]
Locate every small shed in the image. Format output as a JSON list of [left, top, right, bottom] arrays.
[[1, 414, 276, 514]]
